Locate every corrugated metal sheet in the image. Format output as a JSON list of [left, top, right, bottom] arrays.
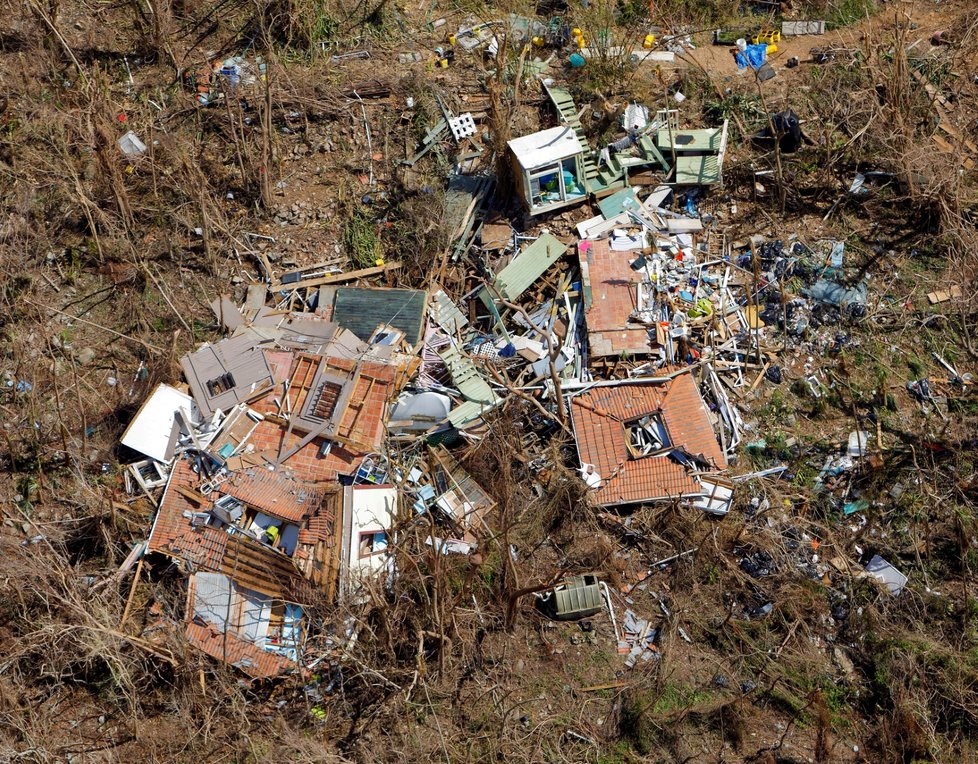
[[782, 20, 825, 35], [438, 344, 502, 428], [554, 575, 604, 618], [331, 288, 427, 346], [492, 233, 567, 301]]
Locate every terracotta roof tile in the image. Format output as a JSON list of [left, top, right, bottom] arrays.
[[147, 459, 229, 568], [571, 375, 725, 507], [185, 621, 294, 679], [222, 468, 328, 523], [661, 374, 727, 469], [247, 418, 360, 483], [579, 239, 656, 357]]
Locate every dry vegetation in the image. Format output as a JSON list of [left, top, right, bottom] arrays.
[[1, 0, 977, 761]]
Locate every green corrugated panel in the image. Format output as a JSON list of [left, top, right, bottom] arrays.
[[332, 288, 427, 346], [553, 575, 603, 618], [438, 344, 502, 428], [437, 345, 499, 405], [492, 233, 567, 301]]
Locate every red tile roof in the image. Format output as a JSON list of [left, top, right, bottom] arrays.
[[297, 492, 340, 545], [185, 621, 295, 679], [661, 374, 727, 469], [147, 459, 229, 569], [250, 356, 398, 454], [570, 374, 726, 507], [222, 467, 328, 523], [246, 418, 360, 483], [148, 458, 338, 595], [579, 239, 655, 357]]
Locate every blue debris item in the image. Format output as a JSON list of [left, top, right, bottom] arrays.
[[736, 44, 768, 69], [843, 499, 869, 516], [829, 241, 845, 268], [569, 52, 586, 68], [803, 278, 867, 308]]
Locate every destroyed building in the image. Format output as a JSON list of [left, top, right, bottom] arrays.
[[570, 374, 727, 508]]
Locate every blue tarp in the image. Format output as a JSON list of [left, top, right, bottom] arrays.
[[735, 44, 767, 70]]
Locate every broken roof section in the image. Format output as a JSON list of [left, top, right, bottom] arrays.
[[186, 572, 301, 679], [249, 353, 405, 456], [147, 459, 333, 596], [484, 233, 567, 303], [578, 238, 653, 358], [181, 335, 275, 417], [570, 374, 727, 507], [330, 287, 427, 348]]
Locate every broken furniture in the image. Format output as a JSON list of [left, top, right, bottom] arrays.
[[654, 110, 729, 186]]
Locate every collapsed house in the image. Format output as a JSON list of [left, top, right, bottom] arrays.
[[570, 374, 728, 510], [507, 84, 729, 216], [120, 310, 420, 676], [111, 43, 769, 679], [119, 285, 510, 676]]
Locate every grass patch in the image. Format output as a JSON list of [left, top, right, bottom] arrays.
[[824, 0, 877, 29], [342, 204, 382, 269]]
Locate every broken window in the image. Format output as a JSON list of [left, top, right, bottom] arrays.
[[206, 372, 236, 397], [358, 531, 388, 559], [626, 414, 670, 458]]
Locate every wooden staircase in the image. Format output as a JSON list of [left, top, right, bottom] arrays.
[[543, 83, 626, 195]]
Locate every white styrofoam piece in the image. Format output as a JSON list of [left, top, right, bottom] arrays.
[[448, 113, 477, 141]]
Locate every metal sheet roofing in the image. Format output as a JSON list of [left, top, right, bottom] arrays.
[[438, 344, 499, 405], [492, 233, 567, 301], [181, 335, 275, 417], [331, 287, 427, 347]]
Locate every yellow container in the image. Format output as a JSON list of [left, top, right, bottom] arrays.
[[766, 43, 777, 54], [576, 35, 586, 48], [438, 57, 449, 67], [447, 33, 456, 45], [752, 29, 780, 45], [643, 33, 655, 48], [572, 27, 582, 37], [532, 35, 544, 46]]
